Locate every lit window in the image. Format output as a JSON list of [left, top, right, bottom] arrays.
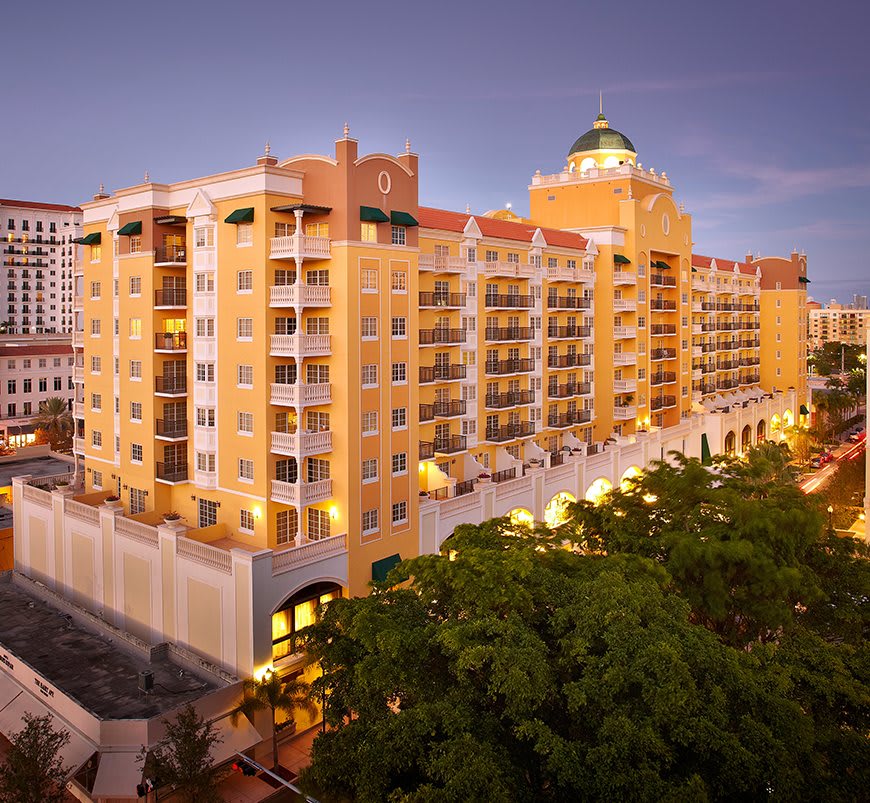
[[361, 222, 377, 242], [129, 318, 142, 338]]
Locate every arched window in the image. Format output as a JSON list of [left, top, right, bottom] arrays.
[[756, 419, 766, 443], [741, 425, 752, 453], [272, 581, 341, 663], [579, 157, 596, 172], [724, 431, 736, 457]]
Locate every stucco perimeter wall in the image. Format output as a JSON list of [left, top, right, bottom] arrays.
[[420, 391, 796, 553], [11, 479, 348, 678]]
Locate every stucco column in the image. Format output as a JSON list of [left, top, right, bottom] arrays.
[[51, 486, 74, 591], [11, 475, 32, 569], [98, 505, 122, 628], [157, 522, 185, 644]]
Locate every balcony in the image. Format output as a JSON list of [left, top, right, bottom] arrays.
[[613, 351, 636, 365], [547, 264, 594, 283], [547, 410, 592, 428], [270, 383, 332, 407], [613, 379, 637, 393], [419, 291, 467, 308], [547, 296, 592, 311], [548, 325, 592, 340], [650, 324, 677, 336], [613, 326, 636, 339], [270, 333, 331, 357], [485, 293, 534, 309], [613, 405, 637, 420], [716, 379, 739, 390], [269, 234, 331, 261], [548, 352, 591, 370], [418, 254, 467, 273], [482, 260, 535, 278], [156, 462, 188, 484], [270, 478, 333, 506], [154, 289, 187, 308], [650, 372, 677, 386], [154, 246, 187, 266], [154, 332, 187, 352], [271, 430, 333, 457], [419, 364, 466, 383], [700, 343, 716, 353], [701, 364, 716, 374], [73, 436, 85, 454], [740, 373, 760, 385], [650, 273, 677, 287], [716, 322, 740, 332], [716, 360, 739, 370], [434, 434, 467, 454], [485, 390, 535, 409], [485, 326, 533, 342], [155, 375, 187, 396], [650, 348, 677, 361], [73, 401, 84, 418], [420, 400, 466, 420], [72, 331, 84, 348], [419, 328, 466, 346], [155, 419, 188, 441], [613, 298, 637, 313], [650, 299, 677, 312], [485, 358, 535, 375], [484, 421, 535, 442], [612, 270, 636, 286], [548, 381, 592, 399], [650, 395, 677, 411], [269, 284, 332, 308]]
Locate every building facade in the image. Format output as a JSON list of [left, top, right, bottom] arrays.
[[0, 199, 81, 334], [808, 300, 870, 350], [12, 117, 807, 686]]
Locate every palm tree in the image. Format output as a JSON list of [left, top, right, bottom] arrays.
[[231, 671, 316, 771], [34, 398, 73, 451]]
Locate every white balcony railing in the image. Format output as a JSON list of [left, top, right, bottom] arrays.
[[270, 430, 333, 457], [613, 352, 636, 365], [613, 379, 637, 393], [72, 331, 84, 347], [270, 478, 333, 506], [269, 333, 331, 357], [612, 271, 637, 285], [269, 234, 331, 260], [418, 254, 468, 273], [482, 261, 536, 278], [269, 284, 332, 307], [547, 265, 594, 283], [269, 383, 332, 407], [73, 367, 84, 383], [613, 405, 637, 420], [272, 533, 348, 576], [73, 402, 84, 418], [613, 299, 637, 313], [73, 437, 85, 454], [613, 326, 637, 339]]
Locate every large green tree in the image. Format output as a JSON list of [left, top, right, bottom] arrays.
[[299, 509, 869, 802], [0, 712, 71, 803]]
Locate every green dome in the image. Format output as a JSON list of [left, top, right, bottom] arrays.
[[568, 125, 636, 156]]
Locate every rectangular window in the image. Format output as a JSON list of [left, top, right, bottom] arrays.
[[90, 319, 101, 336], [392, 501, 408, 525], [129, 360, 142, 380], [391, 271, 407, 292], [195, 362, 215, 382], [361, 222, 377, 242], [131, 443, 143, 463], [309, 507, 332, 540], [240, 510, 255, 533], [391, 226, 406, 246], [196, 407, 215, 427], [237, 364, 253, 386], [276, 509, 297, 545], [362, 411, 378, 435], [195, 272, 215, 292], [391, 362, 407, 383], [391, 452, 408, 475], [129, 235, 142, 253], [91, 356, 101, 373], [361, 269, 378, 291], [362, 458, 378, 481], [305, 222, 329, 238], [196, 452, 216, 472], [129, 318, 142, 338], [391, 317, 407, 338], [361, 317, 378, 338], [237, 270, 253, 292], [236, 223, 253, 246], [195, 318, 215, 337], [91, 430, 102, 448], [237, 317, 253, 339], [195, 227, 214, 248], [392, 407, 407, 429], [130, 401, 142, 421], [90, 281, 101, 299], [130, 488, 145, 515], [92, 470, 103, 490], [237, 411, 253, 434], [238, 458, 254, 482], [362, 508, 379, 534], [485, 250, 498, 263], [129, 276, 141, 296], [90, 392, 101, 411], [198, 498, 218, 528]]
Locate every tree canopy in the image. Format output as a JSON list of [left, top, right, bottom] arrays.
[[300, 445, 869, 802], [0, 712, 71, 803]]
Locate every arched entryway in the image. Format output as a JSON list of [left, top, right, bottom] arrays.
[[620, 465, 643, 491], [509, 508, 534, 528], [724, 430, 736, 457], [584, 478, 612, 506], [756, 419, 766, 443], [783, 409, 794, 430], [544, 492, 576, 527], [771, 413, 782, 437], [741, 425, 752, 453]]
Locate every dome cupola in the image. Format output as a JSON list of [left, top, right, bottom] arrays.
[[567, 97, 637, 172]]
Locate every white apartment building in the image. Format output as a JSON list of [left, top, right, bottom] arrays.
[[1, 198, 82, 335]]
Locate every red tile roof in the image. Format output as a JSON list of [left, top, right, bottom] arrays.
[[0, 343, 73, 357], [418, 206, 587, 250], [0, 199, 81, 214], [692, 253, 756, 276]]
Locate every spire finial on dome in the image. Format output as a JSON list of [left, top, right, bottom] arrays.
[[599, 90, 603, 115], [343, 121, 350, 137], [98, 182, 104, 195], [593, 92, 609, 129]]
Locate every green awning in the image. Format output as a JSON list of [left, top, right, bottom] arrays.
[[224, 207, 254, 224], [613, 254, 631, 264], [77, 232, 101, 245], [701, 433, 711, 465], [655, 260, 671, 270], [798, 276, 810, 284], [800, 404, 810, 416], [117, 221, 142, 236], [360, 206, 389, 223], [691, 267, 697, 272], [390, 210, 419, 227], [372, 553, 402, 583]]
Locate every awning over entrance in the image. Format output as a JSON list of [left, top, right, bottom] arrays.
[[210, 714, 264, 766], [372, 553, 401, 582], [800, 404, 810, 415], [91, 751, 143, 800]]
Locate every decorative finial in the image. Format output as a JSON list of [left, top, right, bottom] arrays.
[[405, 137, 411, 154], [144, 169, 150, 183], [679, 201, 685, 213], [343, 121, 350, 137], [465, 203, 471, 214], [98, 182, 104, 195], [264, 140, 271, 156], [599, 90, 603, 115]]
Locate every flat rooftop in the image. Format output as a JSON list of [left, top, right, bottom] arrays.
[[0, 578, 221, 719], [0, 454, 75, 528]]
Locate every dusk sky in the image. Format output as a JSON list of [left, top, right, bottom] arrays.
[[3, 0, 868, 302]]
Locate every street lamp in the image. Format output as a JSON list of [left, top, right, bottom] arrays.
[[827, 505, 834, 530]]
